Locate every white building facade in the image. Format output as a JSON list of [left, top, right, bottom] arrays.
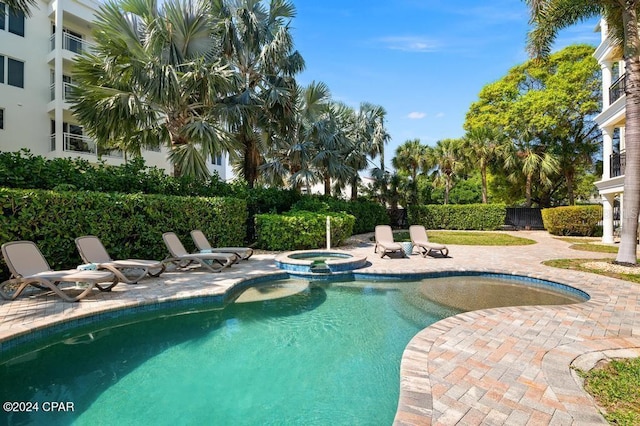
[[594, 18, 627, 243], [0, 0, 231, 179]]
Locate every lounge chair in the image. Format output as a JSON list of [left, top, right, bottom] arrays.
[[374, 225, 405, 258], [0, 241, 118, 302], [190, 230, 253, 261], [162, 232, 237, 273], [409, 225, 449, 257], [75, 236, 166, 284]]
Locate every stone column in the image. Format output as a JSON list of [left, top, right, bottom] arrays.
[[602, 194, 615, 244], [601, 61, 613, 108], [602, 127, 613, 180]]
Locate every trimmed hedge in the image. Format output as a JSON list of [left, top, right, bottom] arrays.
[[291, 196, 389, 234], [0, 188, 246, 278], [541, 205, 602, 236], [255, 210, 355, 250], [408, 203, 506, 230]]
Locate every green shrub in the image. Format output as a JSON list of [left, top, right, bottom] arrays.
[[408, 203, 506, 230], [0, 188, 246, 278], [0, 150, 232, 196], [541, 205, 602, 236], [291, 195, 388, 234], [255, 210, 355, 250]]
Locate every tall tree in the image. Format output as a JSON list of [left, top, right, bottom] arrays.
[[214, 0, 304, 188], [392, 139, 428, 205], [429, 138, 465, 205], [465, 44, 600, 207], [463, 127, 506, 203], [71, 0, 236, 179], [502, 130, 559, 207], [524, 1, 640, 263], [260, 81, 331, 190]]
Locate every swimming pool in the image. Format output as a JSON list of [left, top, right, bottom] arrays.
[[0, 274, 586, 425]]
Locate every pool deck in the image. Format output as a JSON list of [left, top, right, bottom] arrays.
[[1, 230, 639, 425]]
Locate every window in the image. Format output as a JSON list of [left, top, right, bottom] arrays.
[[0, 108, 4, 130], [211, 154, 223, 165], [0, 3, 24, 36], [0, 4, 5, 30], [7, 58, 23, 88], [8, 8, 24, 36], [0, 55, 4, 84]]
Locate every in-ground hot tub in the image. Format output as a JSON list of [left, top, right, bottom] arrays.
[[275, 250, 368, 274]]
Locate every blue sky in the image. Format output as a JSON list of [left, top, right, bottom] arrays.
[[290, 0, 601, 170]]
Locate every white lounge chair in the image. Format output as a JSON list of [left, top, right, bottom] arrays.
[[374, 225, 405, 258], [190, 230, 253, 261], [0, 241, 118, 302], [409, 225, 449, 257], [162, 232, 237, 273], [75, 236, 166, 284]]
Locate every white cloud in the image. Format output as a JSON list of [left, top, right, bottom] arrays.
[[435, 112, 445, 118], [377, 36, 440, 52], [408, 112, 426, 119]]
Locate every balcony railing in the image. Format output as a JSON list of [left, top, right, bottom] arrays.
[[49, 82, 73, 101], [610, 150, 626, 178], [56, 132, 123, 158], [63, 132, 97, 154], [49, 32, 94, 54], [609, 73, 626, 104]]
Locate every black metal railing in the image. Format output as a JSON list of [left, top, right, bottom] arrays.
[[610, 150, 626, 177], [504, 208, 545, 230], [610, 73, 626, 104]]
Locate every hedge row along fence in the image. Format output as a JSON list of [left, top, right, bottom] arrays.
[[255, 211, 355, 251], [290, 196, 389, 235], [0, 188, 246, 279], [541, 205, 602, 236], [408, 203, 507, 230]]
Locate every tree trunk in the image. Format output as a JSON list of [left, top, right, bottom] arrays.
[[480, 159, 488, 204], [616, 6, 640, 264], [243, 136, 261, 189], [525, 173, 532, 207], [444, 177, 450, 205], [565, 172, 574, 206], [324, 173, 331, 195], [350, 176, 358, 200]]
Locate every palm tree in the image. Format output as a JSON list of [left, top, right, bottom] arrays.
[[70, 0, 236, 179], [361, 103, 391, 172], [525, 0, 640, 263], [213, 0, 305, 188], [430, 138, 465, 205], [502, 131, 559, 207], [260, 80, 331, 191], [463, 127, 505, 203], [336, 102, 389, 200], [310, 101, 356, 195], [392, 139, 428, 204]]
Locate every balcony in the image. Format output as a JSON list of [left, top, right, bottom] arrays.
[[610, 73, 626, 104], [49, 32, 94, 55], [51, 132, 123, 158], [610, 150, 626, 178], [50, 82, 74, 101]]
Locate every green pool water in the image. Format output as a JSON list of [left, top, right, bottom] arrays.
[[0, 276, 583, 425]]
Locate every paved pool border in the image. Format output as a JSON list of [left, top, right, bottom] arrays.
[[1, 231, 639, 425]]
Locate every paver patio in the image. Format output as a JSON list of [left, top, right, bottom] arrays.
[[1, 230, 639, 425]]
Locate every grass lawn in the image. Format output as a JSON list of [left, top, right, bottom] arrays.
[[543, 258, 640, 284], [389, 231, 536, 246], [577, 357, 640, 425]]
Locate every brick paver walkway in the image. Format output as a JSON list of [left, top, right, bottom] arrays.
[[1, 231, 639, 425]]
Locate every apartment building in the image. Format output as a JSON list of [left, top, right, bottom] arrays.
[[0, 0, 230, 179], [593, 18, 627, 244]]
